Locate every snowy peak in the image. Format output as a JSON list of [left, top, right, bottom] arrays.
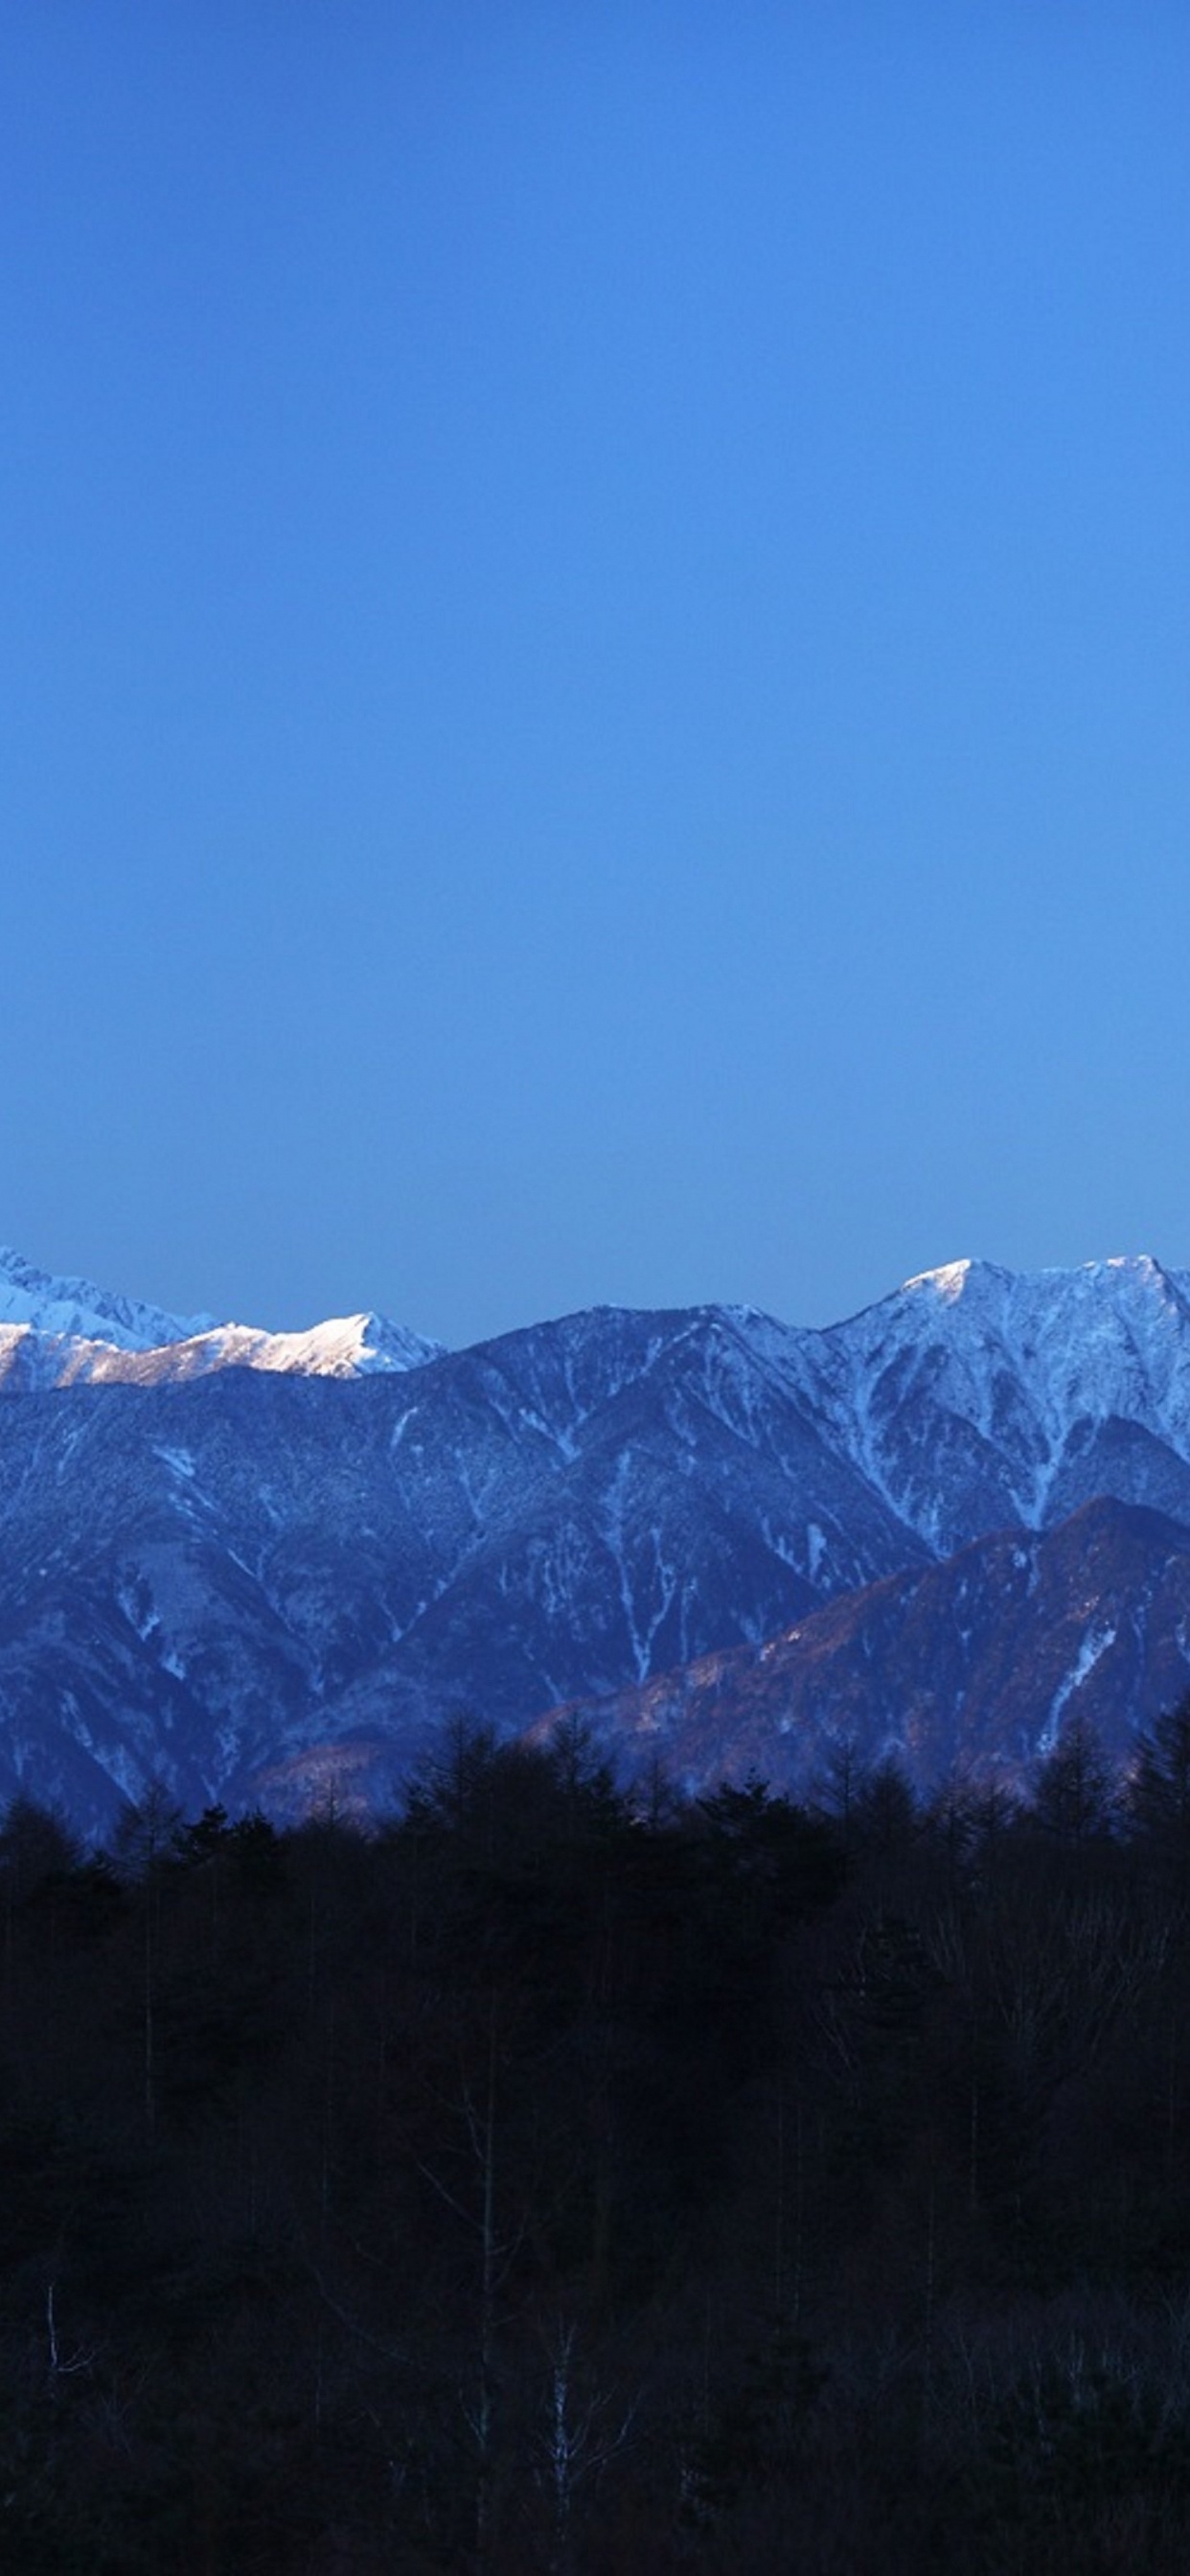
[[904, 1255, 985, 1302], [0, 1245, 216, 1351], [883, 1254, 1190, 1430], [0, 1251, 444, 1387], [901, 1255, 1018, 1316], [808, 1253, 1190, 1549], [900, 1251, 1185, 1322], [173, 1312, 446, 1379]]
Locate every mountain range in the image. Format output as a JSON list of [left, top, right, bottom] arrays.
[[2, 1245, 1190, 1829]]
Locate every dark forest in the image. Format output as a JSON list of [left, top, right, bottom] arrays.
[[5, 1707, 1190, 2572]]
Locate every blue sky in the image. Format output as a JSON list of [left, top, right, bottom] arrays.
[[3, 1, 1189, 1346]]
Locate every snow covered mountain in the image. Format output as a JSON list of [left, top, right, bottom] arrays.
[[0, 1246, 445, 1387], [0, 1244, 218, 1348], [811, 1254, 1190, 1550], [2, 1248, 1190, 1828]]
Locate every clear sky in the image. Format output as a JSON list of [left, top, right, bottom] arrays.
[[3, 1, 1189, 1346]]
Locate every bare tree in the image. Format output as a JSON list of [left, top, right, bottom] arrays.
[[531, 2314, 638, 2574]]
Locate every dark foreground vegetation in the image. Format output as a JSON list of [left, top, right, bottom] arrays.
[[6, 1707, 1190, 2569]]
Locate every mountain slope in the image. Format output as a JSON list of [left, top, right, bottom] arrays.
[[0, 1306, 927, 1829], [2, 1249, 1190, 1828], [530, 1495, 1190, 1799]]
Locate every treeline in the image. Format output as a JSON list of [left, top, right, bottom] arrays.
[[4, 1707, 1190, 2569]]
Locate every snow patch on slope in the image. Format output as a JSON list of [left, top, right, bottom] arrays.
[[1040, 1622, 1118, 1755]]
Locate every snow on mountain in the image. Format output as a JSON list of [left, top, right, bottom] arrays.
[[735, 1254, 1190, 1554], [0, 1249, 445, 1388], [2, 1247, 1190, 1829], [0, 1244, 217, 1349], [203, 1311, 446, 1376], [0, 1294, 927, 1831]]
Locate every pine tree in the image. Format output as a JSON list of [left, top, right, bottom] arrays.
[[1029, 1713, 1113, 1850]]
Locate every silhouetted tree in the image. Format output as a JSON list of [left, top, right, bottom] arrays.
[[853, 1755, 919, 1856], [1124, 1690, 1190, 1879], [1029, 1714, 1114, 1850]]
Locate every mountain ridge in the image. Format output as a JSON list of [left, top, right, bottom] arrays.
[[2, 1246, 1190, 1828], [0, 1246, 446, 1385]]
